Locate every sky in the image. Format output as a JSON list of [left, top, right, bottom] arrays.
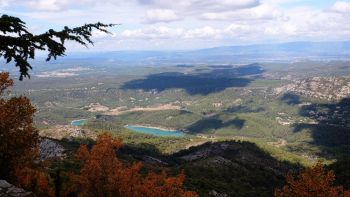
[[1, 0, 350, 51]]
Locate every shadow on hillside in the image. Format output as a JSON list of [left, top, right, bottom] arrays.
[[120, 143, 162, 158], [121, 64, 264, 95], [225, 105, 265, 113], [119, 140, 300, 196], [293, 98, 350, 160], [281, 93, 301, 105], [57, 131, 300, 196], [207, 63, 264, 77], [105, 139, 301, 196], [186, 117, 245, 134], [293, 97, 350, 189], [172, 140, 299, 196]]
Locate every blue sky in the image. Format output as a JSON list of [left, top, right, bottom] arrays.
[[280, 0, 338, 8], [1, 0, 350, 51]]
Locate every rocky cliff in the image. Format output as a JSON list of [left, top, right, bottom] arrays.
[[275, 76, 350, 101], [0, 180, 33, 197]]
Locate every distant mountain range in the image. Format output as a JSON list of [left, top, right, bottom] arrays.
[[65, 41, 350, 65], [3, 41, 350, 76]]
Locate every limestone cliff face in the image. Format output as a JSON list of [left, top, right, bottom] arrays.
[[39, 138, 65, 160], [275, 76, 350, 101], [39, 125, 96, 140], [0, 180, 33, 197]]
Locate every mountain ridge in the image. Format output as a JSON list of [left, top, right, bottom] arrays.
[[62, 41, 350, 64]]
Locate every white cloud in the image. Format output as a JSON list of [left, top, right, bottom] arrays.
[[145, 9, 179, 23], [120, 26, 224, 40], [136, 0, 260, 15], [330, 1, 350, 13], [92, 29, 116, 39], [1, 0, 350, 50], [119, 24, 268, 41], [5, 0, 111, 11], [261, 0, 309, 6], [184, 26, 222, 39], [6, 0, 260, 13], [224, 24, 254, 35], [27, 0, 68, 11], [0, 0, 9, 7], [116, 2, 350, 44], [121, 26, 184, 39], [200, 4, 287, 21], [135, 0, 262, 24], [193, 0, 260, 11]]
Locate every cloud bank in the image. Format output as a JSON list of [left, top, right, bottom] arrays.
[[1, 0, 349, 50]]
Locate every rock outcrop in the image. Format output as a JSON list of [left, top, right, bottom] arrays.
[[39, 138, 65, 159], [275, 77, 350, 101], [0, 180, 33, 197], [39, 125, 96, 140]]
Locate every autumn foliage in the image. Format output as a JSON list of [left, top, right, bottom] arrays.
[[15, 166, 55, 196], [275, 163, 350, 197], [0, 72, 39, 180], [69, 133, 197, 197]]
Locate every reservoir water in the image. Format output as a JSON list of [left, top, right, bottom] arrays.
[[125, 125, 185, 137], [71, 119, 88, 126]]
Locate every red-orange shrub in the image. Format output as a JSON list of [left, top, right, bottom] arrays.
[[275, 163, 350, 197], [69, 133, 197, 197]]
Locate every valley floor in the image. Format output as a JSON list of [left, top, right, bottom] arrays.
[[13, 61, 350, 195]]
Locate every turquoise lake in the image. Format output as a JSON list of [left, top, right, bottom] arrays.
[[125, 125, 185, 137], [71, 119, 88, 126]]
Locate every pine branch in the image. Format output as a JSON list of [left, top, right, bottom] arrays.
[[0, 14, 116, 80]]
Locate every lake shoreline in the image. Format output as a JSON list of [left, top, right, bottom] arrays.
[[125, 124, 186, 137], [71, 119, 88, 126], [125, 124, 180, 132]]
